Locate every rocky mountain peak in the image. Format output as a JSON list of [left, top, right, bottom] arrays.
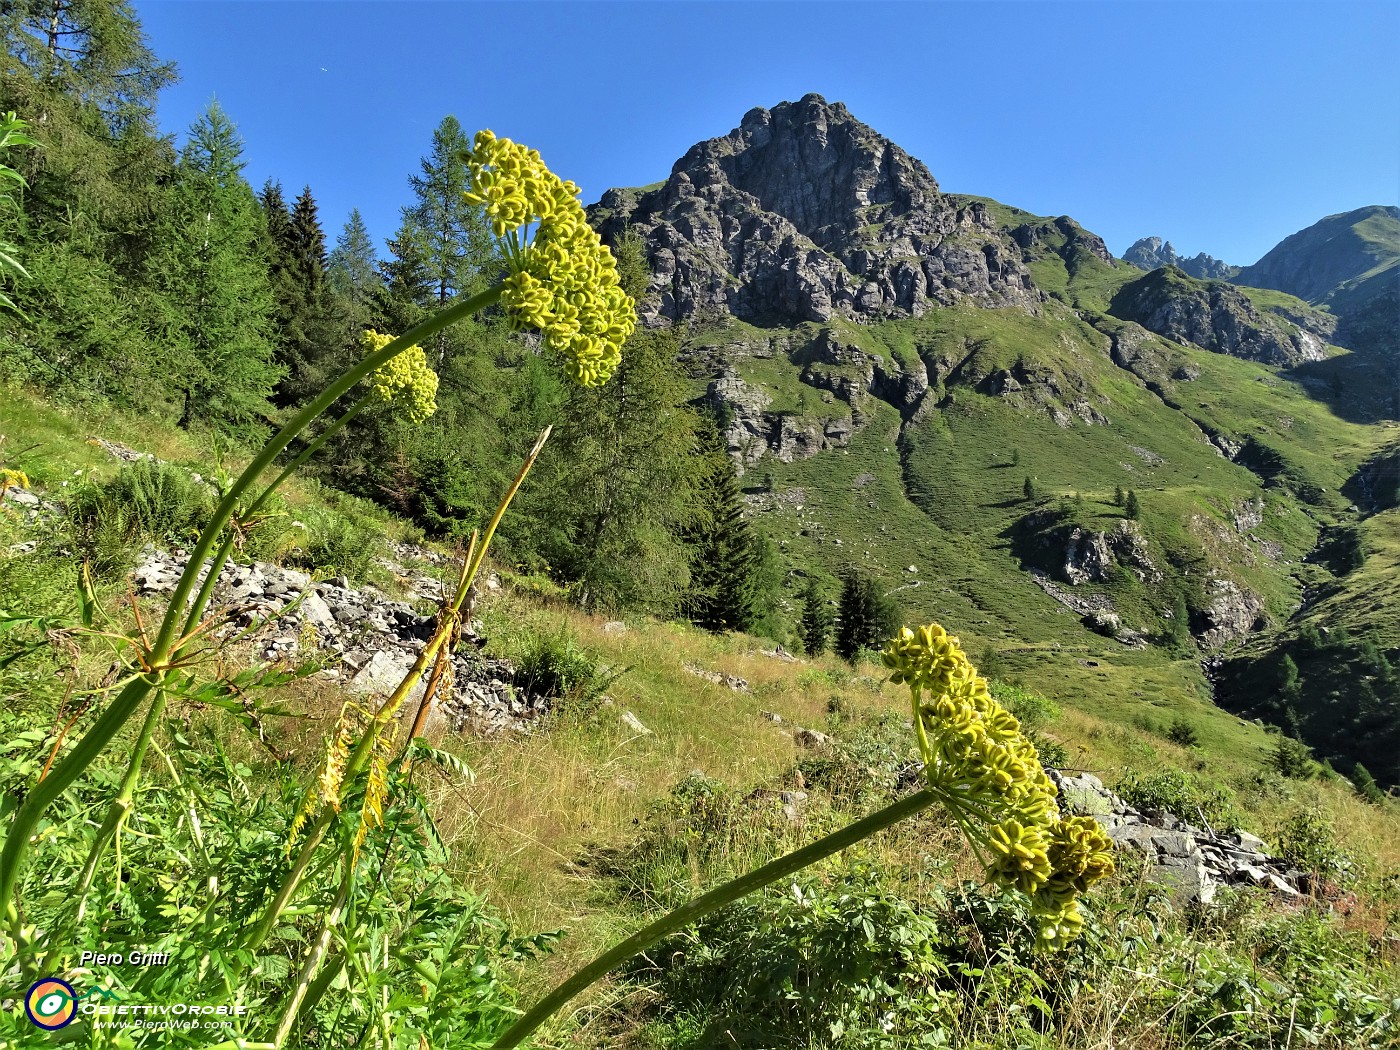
[[590, 95, 1037, 326], [671, 93, 941, 246], [1124, 236, 1238, 280]]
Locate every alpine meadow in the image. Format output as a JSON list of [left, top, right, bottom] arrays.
[[0, 3, 1398, 1049]]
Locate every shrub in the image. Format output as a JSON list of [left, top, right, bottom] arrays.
[[1271, 736, 1315, 779], [67, 459, 215, 576], [990, 682, 1061, 734], [511, 626, 621, 716], [286, 506, 384, 583], [1275, 807, 1355, 885], [639, 864, 960, 1049], [1116, 766, 1237, 828], [1165, 716, 1200, 748]]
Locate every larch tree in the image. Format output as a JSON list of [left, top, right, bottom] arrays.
[[144, 102, 280, 433]]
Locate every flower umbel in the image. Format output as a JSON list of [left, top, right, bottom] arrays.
[[881, 622, 1114, 948], [360, 330, 438, 423], [462, 130, 635, 387]]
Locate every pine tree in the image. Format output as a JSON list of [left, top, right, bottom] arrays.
[[835, 572, 899, 662], [683, 418, 760, 633], [799, 579, 833, 656], [1351, 762, 1386, 805], [144, 102, 280, 433], [1113, 484, 1125, 507], [328, 207, 379, 334], [260, 181, 343, 404], [393, 115, 495, 363], [1023, 476, 1036, 501], [0, 0, 177, 399], [1125, 489, 1141, 520]]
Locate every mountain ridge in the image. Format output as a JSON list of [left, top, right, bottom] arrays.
[[587, 93, 1399, 783]]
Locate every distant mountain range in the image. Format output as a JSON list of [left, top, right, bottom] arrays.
[[589, 93, 1400, 783], [1123, 238, 1237, 281]]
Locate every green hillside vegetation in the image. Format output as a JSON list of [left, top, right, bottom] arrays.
[[2, 8, 1398, 1043], [3, 395, 1400, 1047]]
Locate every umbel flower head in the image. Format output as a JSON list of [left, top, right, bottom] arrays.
[[462, 129, 635, 387], [881, 622, 1114, 949], [361, 330, 439, 424]]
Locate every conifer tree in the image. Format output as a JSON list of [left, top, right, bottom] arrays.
[[1023, 476, 1036, 501], [684, 417, 760, 633], [328, 207, 379, 333], [1352, 762, 1386, 804], [1114, 484, 1125, 507], [260, 181, 343, 404], [514, 233, 700, 613], [836, 572, 899, 662], [799, 579, 833, 656], [144, 102, 280, 432], [0, 0, 176, 398], [1125, 489, 1141, 520]]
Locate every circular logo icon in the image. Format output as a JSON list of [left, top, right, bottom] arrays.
[[25, 977, 77, 1030]]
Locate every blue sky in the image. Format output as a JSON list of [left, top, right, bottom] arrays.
[[134, 1, 1399, 267]]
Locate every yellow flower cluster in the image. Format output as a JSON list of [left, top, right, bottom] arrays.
[[361, 330, 439, 424], [881, 623, 1114, 948], [462, 130, 635, 387]]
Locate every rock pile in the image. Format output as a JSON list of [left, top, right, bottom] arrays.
[[1051, 770, 1308, 904], [130, 548, 546, 734]]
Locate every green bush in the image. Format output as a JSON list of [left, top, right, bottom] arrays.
[[990, 682, 1061, 734], [1275, 807, 1355, 885], [286, 506, 384, 583], [1165, 716, 1200, 748], [640, 865, 961, 1049], [511, 626, 621, 716], [66, 459, 215, 575], [1116, 766, 1237, 828], [1271, 736, 1315, 779]]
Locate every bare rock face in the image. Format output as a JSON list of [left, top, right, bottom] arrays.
[[1198, 576, 1266, 647], [1110, 267, 1326, 367], [1063, 527, 1115, 585], [1123, 237, 1239, 280], [590, 94, 1038, 327]]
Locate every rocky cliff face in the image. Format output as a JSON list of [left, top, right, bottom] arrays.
[[590, 94, 1038, 327], [1110, 267, 1328, 366], [1124, 236, 1238, 280]]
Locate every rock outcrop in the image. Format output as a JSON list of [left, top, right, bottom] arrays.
[[130, 548, 549, 735], [1110, 267, 1328, 367], [1123, 236, 1238, 280], [590, 94, 1038, 327], [1051, 771, 1309, 904]]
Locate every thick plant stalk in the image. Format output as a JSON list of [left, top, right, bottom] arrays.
[[182, 396, 373, 640], [71, 689, 170, 924], [0, 284, 502, 924], [242, 428, 551, 954], [272, 874, 352, 1047], [489, 788, 941, 1050]]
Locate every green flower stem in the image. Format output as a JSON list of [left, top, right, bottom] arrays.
[[909, 686, 932, 768], [70, 688, 170, 922], [489, 788, 942, 1050], [181, 396, 373, 640], [0, 285, 502, 923], [0, 672, 155, 918], [244, 425, 551, 956]]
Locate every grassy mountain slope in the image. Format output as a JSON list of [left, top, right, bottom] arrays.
[[673, 183, 1396, 782]]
